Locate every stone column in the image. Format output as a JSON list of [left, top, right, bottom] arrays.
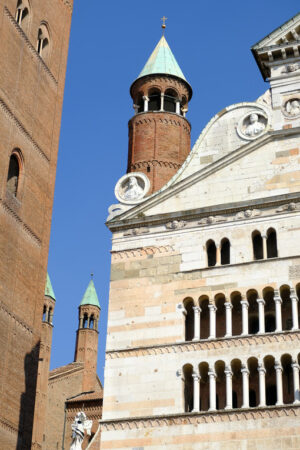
[[224, 366, 233, 409], [79, 316, 83, 328], [275, 361, 283, 406], [160, 93, 164, 111], [241, 299, 249, 335], [258, 363, 266, 407], [216, 244, 221, 266], [143, 95, 149, 112], [192, 306, 201, 341], [274, 290, 282, 332], [224, 301, 233, 337], [262, 234, 267, 259], [241, 365, 250, 408], [208, 303, 217, 339], [292, 361, 300, 404], [192, 372, 200, 412], [257, 298, 265, 334], [176, 100, 181, 115], [291, 289, 299, 330], [208, 368, 217, 411]]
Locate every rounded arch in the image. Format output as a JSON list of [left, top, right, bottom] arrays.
[[231, 291, 242, 336], [263, 287, 275, 333], [231, 358, 242, 408], [247, 357, 259, 407], [281, 353, 293, 404], [183, 297, 195, 341], [199, 361, 209, 411], [266, 227, 278, 258], [164, 88, 178, 113], [206, 239, 216, 267], [15, 0, 31, 30], [264, 355, 276, 405], [37, 22, 51, 60], [280, 285, 293, 331], [82, 313, 88, 329], [215, 293, 226, 338], [182, 363, 194, 412], [7, 149, 23, 198], [247, 289, 259, 335], [252, 230, 263, 260], [89, 314, 95, 329], [220, 237, 230, 265], [199, 295, 210, 340]]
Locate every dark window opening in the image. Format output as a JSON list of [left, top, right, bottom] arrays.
[[147, 166, 151, 173], [266, 385, 277, 406], [7, 154, 19, 196], [89, 315, 94, 329], [252, 233, 263, 260], [207, 241, 216, 267], [148, 94, 160, 111], [265, 314, 275, 333], [221, 239, 230, 265], [232, 391, 238, 409], [249, 316, 259, 334], [267, 229, 278, 258], [83, 314, 88, 329], [164, 95, 176, 113], [183, 369, 193, 412], [42, 305, 47, 322], [249, 389, 256, 407], [184, 301, 194, 341]]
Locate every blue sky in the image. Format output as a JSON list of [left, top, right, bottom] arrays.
[[48, 1, 300, 381]]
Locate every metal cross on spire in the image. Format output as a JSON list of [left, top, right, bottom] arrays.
[[161, 16, 167, 33]]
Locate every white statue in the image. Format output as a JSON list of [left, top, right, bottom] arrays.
[[244, 113, 265, 137], [286, 99, 300, 116], [123, 176, 144, 200], [70, 411, 92, 450]]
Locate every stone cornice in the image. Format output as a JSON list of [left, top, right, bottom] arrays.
[[106, 329, 300, 359], [100, 404, 300, 431]]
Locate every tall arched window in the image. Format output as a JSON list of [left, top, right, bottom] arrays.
[[15, 0, 30, 29], [220, 238, 230, 265], [148, 88, 161, 111], [164, 89, 177, 113], [252, 231, 263, 260], [42, 305, 47, 322], [82, 313, 88, 329], [7, 154, 20, 197], [48, 307, 53, 324], [183, 364, 193, 412], [37, 24, 50, 60], [183, 298, 194, 341], [267, 228, 278, 258], [206, 240, 216, 267], [89, 315, 94, 329]]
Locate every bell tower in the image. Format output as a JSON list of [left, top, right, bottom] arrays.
[[74, 278, 101, 392], [128, 29, 193, 194]]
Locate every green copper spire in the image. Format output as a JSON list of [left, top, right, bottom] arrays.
[[138, 35, 187, 82], [80, 279, 100, 308], [45, 273, 56, 300]]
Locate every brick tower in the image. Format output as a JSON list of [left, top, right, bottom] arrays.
[[0, 0, 73, 448], [128, 33, 193, 193], [74, 279, 101, 392]]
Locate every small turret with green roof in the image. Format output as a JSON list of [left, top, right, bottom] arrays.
[[45, 273, 56, 300], [80, 278, 100, 309]]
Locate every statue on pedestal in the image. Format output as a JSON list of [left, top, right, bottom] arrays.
[[70, 411, 92, 450]]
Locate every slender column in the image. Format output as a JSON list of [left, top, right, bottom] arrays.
[[262, 234, 267, 259], [258, 363, 266, 407], [224, 301, 233, 337], [192, 373, 200, 412], [291, 289, 299, 330], [241, 365, 250, 408], [275, 361, 283, 406], [292, 361, 300, 404], [224, 366, 233, 409], [257, 298, 265, 334], [274, 290, 282, 332], [216, 244, 221, 266], [143, 95, 149, 112], [79, 317, 83, 328], [160, 93, 164, 111], [176, 100, 180, 115], [192, 306, 201, 341], [208, 303, 217, 339], [241, 299, 249, 335], [208, 368, 216, 411]]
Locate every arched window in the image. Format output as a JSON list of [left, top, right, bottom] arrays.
[[267, 228, 278, 258], [89, 315, 94, 329], [42, 305, 47, 322], [148, 88, 160, 111], [164, 89, 177, 113], [136, 94, 144, 113], [183, 364, 193, 412], [82, 313, 88, 329], [48, 307, 53, 324], [7, 154, 20, 197], [252, 231, 263, 260], [220, 238, 230, 265], [37, 24, 50, 60], [206, 240, 216, 267], [15, 0, 30, 28], [183, 298, 194, 341]]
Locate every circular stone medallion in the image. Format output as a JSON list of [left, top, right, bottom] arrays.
[[237, 110, 268, 141], [114, 172, 150, 205]]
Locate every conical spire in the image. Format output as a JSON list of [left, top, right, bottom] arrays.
[[137, 35, 187, 82], [45, 273, 56, 300], [80, 279, 100, 308]]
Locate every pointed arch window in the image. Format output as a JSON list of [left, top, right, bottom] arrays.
[[15, 0, 30, 28], [37, 24, 50, 60], [7, 153, 21, 197]]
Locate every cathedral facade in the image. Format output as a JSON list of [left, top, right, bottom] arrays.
[[101, 13, 300, 449]]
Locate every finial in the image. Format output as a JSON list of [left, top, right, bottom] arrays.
[[90, 272, 94, 279], [161, 16, 167, 33]]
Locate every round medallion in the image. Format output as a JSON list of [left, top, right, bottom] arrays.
[[237, 110, 268, 141], [114, 172, 150, 205], [283, 98, 300, 119]]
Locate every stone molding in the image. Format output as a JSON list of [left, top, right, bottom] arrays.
[[130, 160, 182, 170], [0, 198, 41, 246], [0, 416, 18, 435], [100, 404, 300, 431], [0, 97, 49, 163], [106, 330, 300, 359], [111, 245, 175, 261], [0, 301, 33, 335], [134, 114, 191, 133], [5, 7, 57, 86]]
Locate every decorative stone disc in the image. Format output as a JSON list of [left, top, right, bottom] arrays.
[[115, 172, 150, 205]]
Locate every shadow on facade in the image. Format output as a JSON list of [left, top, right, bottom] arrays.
[[17, 341, 40, 450]]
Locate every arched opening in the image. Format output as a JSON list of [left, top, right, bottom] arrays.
[[231, 291, 242, 336], [280, 285, 293, 331], [183, 298, 194, 341], [42, 305, 47, 322], [48, 307, 53, 323], [263, 287, 275, 333], [37, 24, 50, 60], [164, 88, 177, 113], [7, 153, 20, 196], [89, 315, 95, 329], [267, 228, 278, 258], [206, 240, 216, 267], [252, 231, 263, 260], [232, 391, 238, 408], [215, 360, 225, 410], [82, 313, 88, 329], [148, 88, 160, 111], [15, 0, 30, 29], [220, 238, 230, 265], [183, 364, 193, 412], [281, 354, 293, 404], [199, 362, 209, 411], [264, 355, 276, 406], [215, 294, 225, 338], [248, 357, 259, 407], [247, 289, 259, 334], [231, 359, 242, 408], [199, 296, 209, 340], [136, 93, 144, 113]]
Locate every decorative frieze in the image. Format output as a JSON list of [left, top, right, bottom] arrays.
[[111, 245, 175, 261]]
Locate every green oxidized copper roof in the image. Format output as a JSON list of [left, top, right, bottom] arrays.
[[80, 280, 100, 308], [45, 273, 56, 300], [138, 35, 186, 81]]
